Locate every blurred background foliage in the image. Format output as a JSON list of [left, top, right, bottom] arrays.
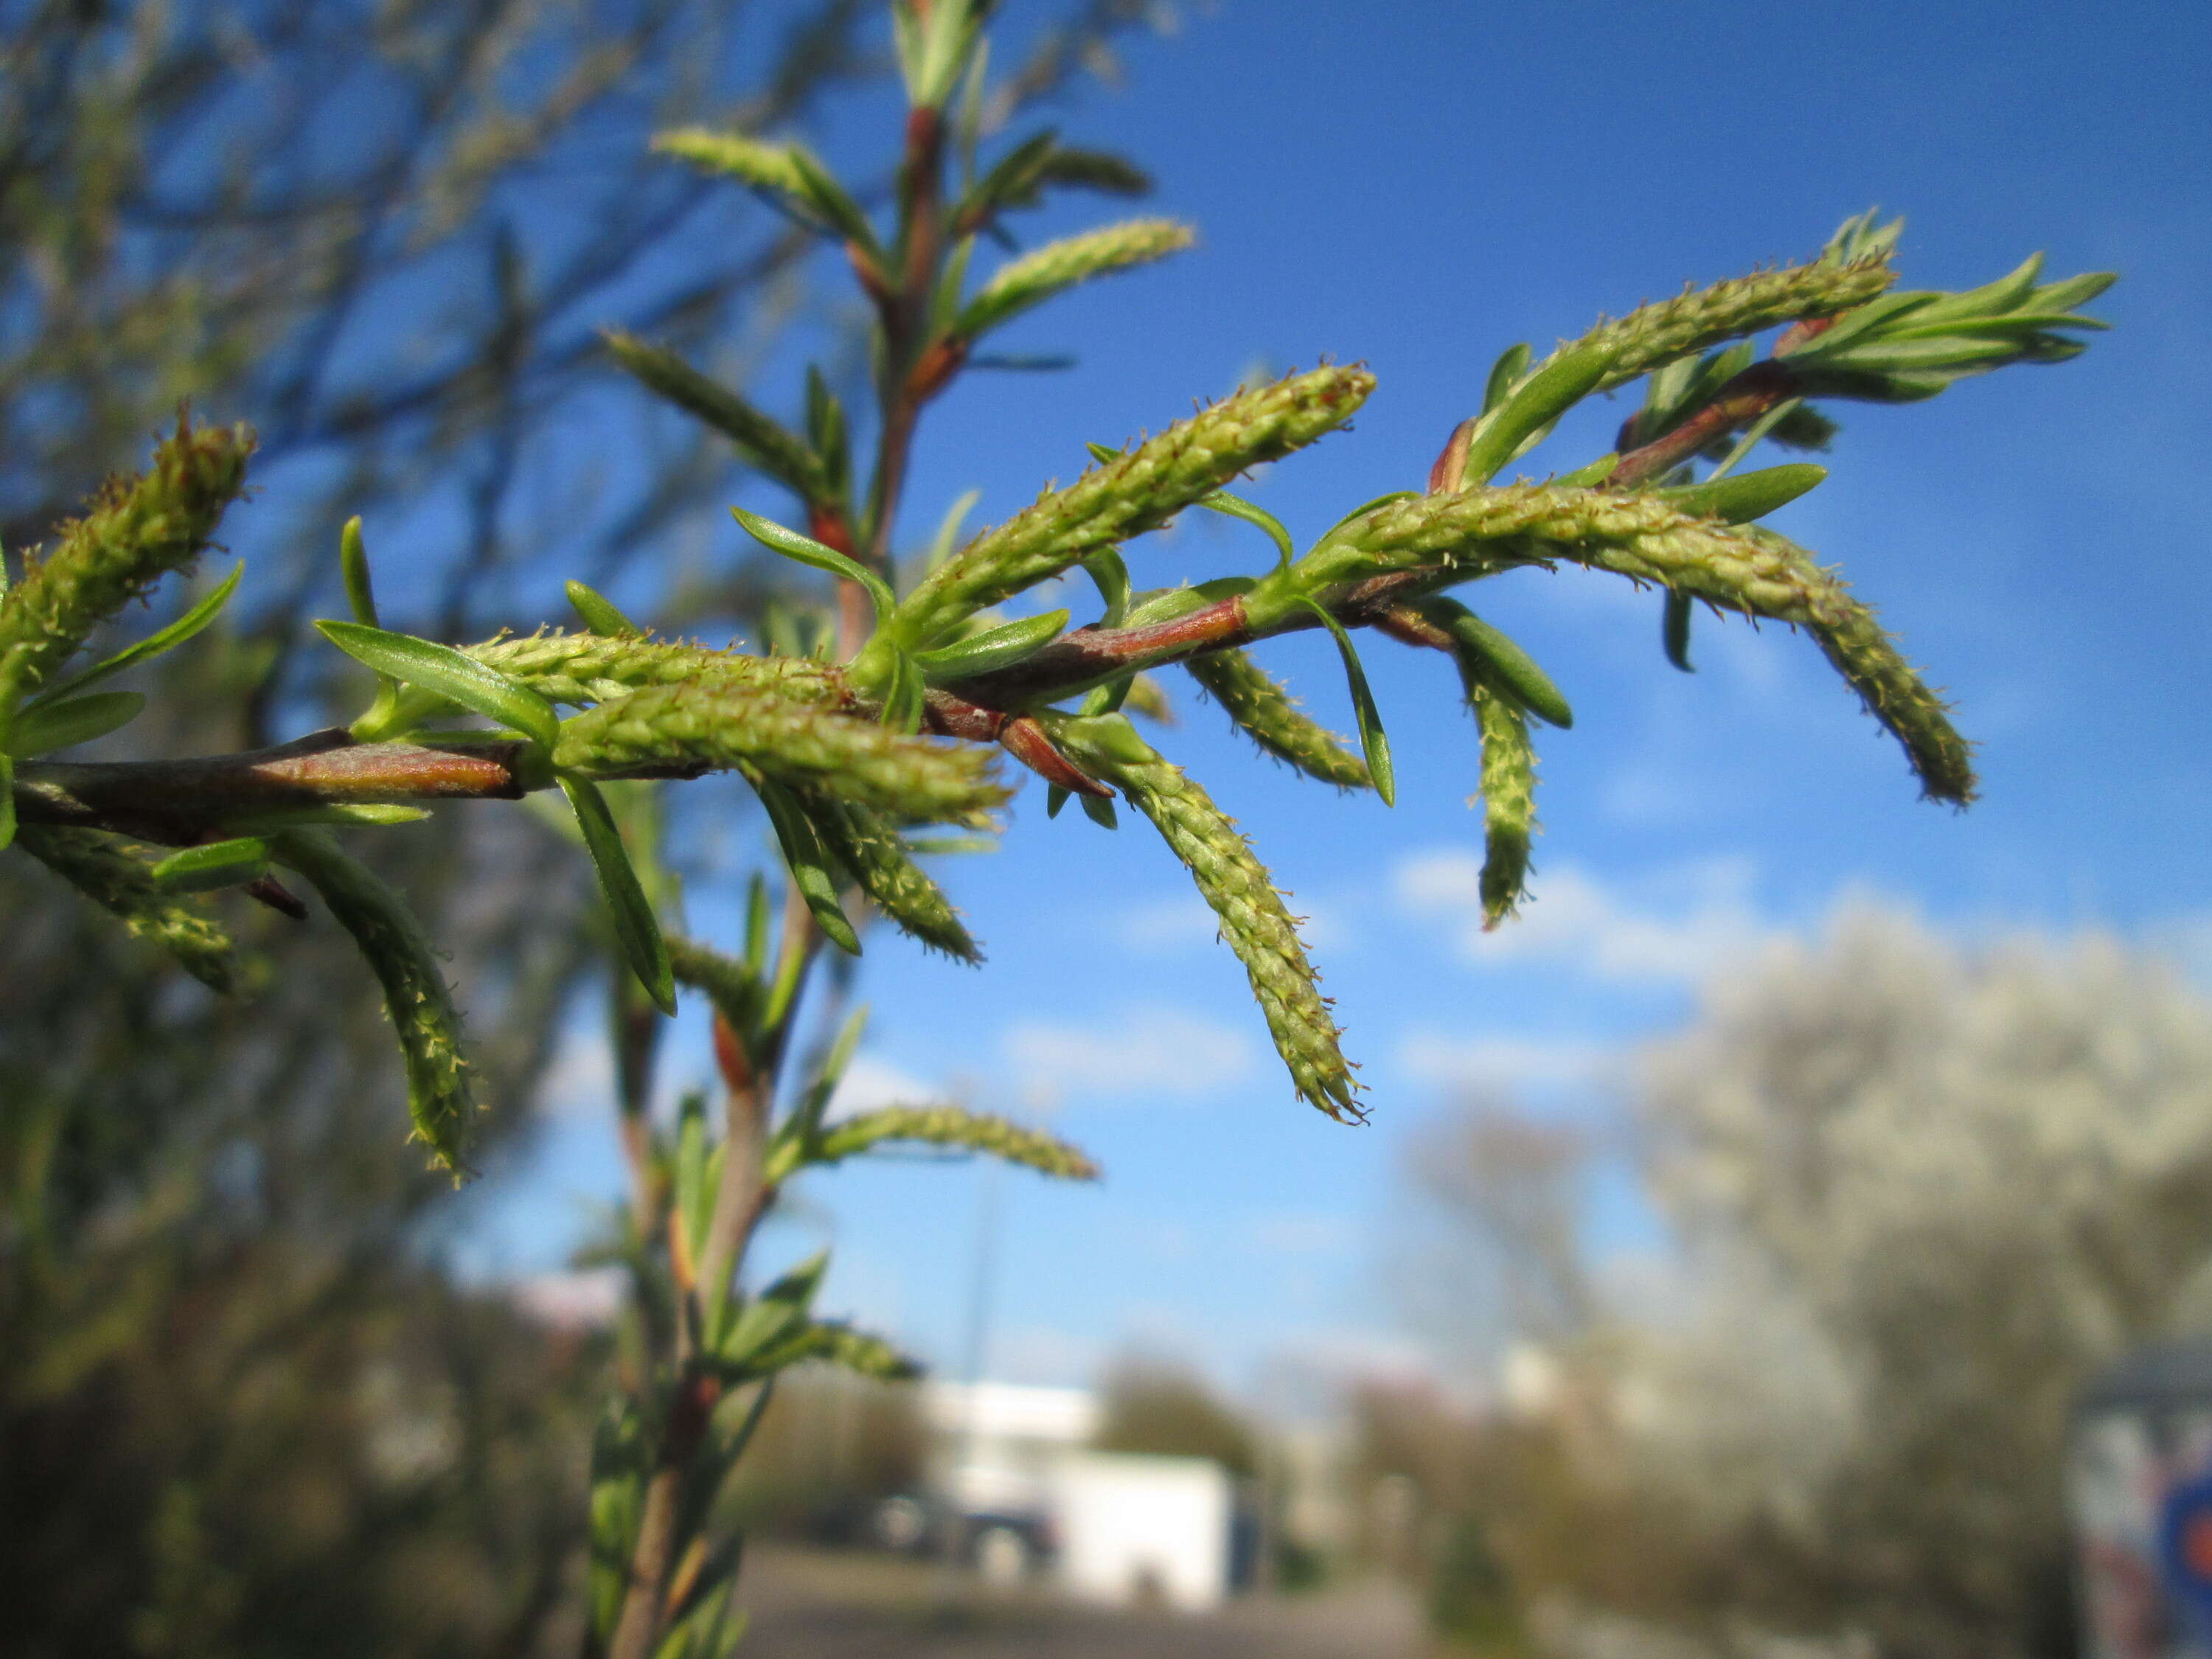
[[1380, 910, 2212, 1659], [0, 2, 1166, 1654]]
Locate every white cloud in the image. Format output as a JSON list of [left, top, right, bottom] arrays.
[[1002, 1004, 1257, 1103], [1393, 851, 1777, 984], [987, 1323, 1106, 1389], [1397, 1030, 1607, 1091]]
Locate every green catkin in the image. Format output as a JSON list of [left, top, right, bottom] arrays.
[[468, 630, 844, 709], [893, 365, 1374, 647], [1101, 748, 1362, 1121], [1471, 690, 1537, 927], [804, 793, 981, 962], [601, 333, 827, 495], [802, 1105, 1099, 1181], [0, 417, 253, 692], [960, 219, 1195, 334], [1344, 484, 1973, 801], [552, 679, 1008, 824], [1184, 647, 1371, 790], [650, 128, 812, 198], [18, 826, 237, 992], [271, 830, 476, 1175], [1546, 257, 1898, 394]]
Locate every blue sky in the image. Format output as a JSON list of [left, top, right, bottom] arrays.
[[447, 0, 2212, 1404]]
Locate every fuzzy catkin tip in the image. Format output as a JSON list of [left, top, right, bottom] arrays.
[[897, 364, 1374, 644], [1557, 257, 1899, 394], [17, 826, 237, 992], [0, 416, 254, 692], [1106, 751, 1363, 1121], [1185, 647, 1371, 791]]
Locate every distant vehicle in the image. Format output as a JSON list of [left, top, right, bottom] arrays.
[[866, 1492, 1057, 1582]]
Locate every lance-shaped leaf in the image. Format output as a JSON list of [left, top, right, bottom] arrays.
[[1456, 341, 1617, 487], [469, 630, 844, 710], [1470, 689, 1538, 928], [17, 825, 237, 991], [714, 1249, 829, 1374], [564, 579, 642, 638], [554, 679, 1006, 824], [1663, 590, 1696, 672], [7, 689, 143, 756], [1411, 598, 1574, 729], [1054, 714, 1362, 1122], [29, 561, 243, 706], [0, 416, 253, 693], [1294, 597, 1394, 807], [319, 620, 560, 752], [1184, 647, 1370, 790], [605, 333, 828, 500], [731, 505, 894, 624], [560, 773, 676, 1015], [804, 792, 980, 962], [957, 218, 1194, 338], [886, 366, 1372, 653], [653, 128, 884, 262], [771, 1105, 1099, 1184], [751, 776, 861, 955], [1483, 343, 1532, 413], [272, 829, 477, 1173], [151, 835, 272, 894], [912, 608, 1068, 683], [1777, 251, 2115, 402], [724, 1321, 922, 1385], [1200, 490, 1297, 574]]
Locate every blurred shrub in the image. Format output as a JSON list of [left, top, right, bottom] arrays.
[[1094, 1354, 1259, 1477]]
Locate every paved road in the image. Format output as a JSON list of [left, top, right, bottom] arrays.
[[737, 1545, 1427, 1659]]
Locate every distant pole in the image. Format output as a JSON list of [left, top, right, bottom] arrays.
[[938, 1153, 1004, 1590]]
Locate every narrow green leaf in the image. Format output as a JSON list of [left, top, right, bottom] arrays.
[[1294, 598, 1394, 806], [1705, 398, 1805, 481], [1046, 784, 1070, 818], [7, 690, 144, 757], [1552, 453, 1619, 488], [879, 650, 926, 734], [1416, 599, 1574, 728], [913, 608, 1069, 682], [754, 776, 860, 955], [1461, 341, 1616, 485], [1482, 342, 1531, 413], [30, 563, 244, 706], [319, 620, 559, 751], [566, 580, 642, 637], [151, 836, 273, 892], [340, 518, 378, 626], [1663, 590, 1695, 672], [558, 773, 674, 1015], [1079, 547, 1130, 623], [1200, 491, 1296, 574], [785, 147, 882, 257], [1654, 463, 1828, 524], [1078, 791, 1118, 830], [743, 872, 772, 978], [715, 1249, 830, 1369], [730, 506, 894, 622], [218, 804, 431, 834]]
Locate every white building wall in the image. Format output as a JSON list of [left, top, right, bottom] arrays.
[[1051, 1451, 1233, 1613]]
